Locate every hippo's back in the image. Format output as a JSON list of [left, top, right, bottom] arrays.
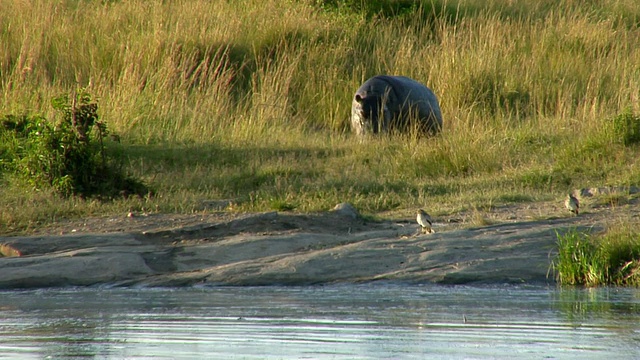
[[351, 75, 443, 136], [381, 76, 441, 118]]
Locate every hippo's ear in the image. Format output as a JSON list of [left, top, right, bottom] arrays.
[[355, 94, 364, 103]]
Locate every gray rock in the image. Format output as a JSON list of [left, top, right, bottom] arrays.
[[1, 212, 592, 288], [579, 186, 640, 197], [332, 203, 359, 219]]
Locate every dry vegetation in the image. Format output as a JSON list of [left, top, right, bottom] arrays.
[[1, 0, 639, 239]]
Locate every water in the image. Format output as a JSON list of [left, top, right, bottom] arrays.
[[0, 284, 639, 359]]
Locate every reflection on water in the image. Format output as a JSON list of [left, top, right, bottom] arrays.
[[0, 284, 639, 359]]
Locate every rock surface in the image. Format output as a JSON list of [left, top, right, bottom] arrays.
[[1, 197, 620, 289]]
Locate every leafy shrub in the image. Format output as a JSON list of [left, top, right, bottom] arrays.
[[0, 92, 148, 198]]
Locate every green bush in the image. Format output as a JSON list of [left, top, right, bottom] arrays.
[[0, 92, 148, 198]]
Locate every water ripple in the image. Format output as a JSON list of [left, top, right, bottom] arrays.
[[0, 285, 639, 359]]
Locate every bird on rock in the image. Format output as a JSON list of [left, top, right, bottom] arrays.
[[565, 194, 579, 216], [416, 209, 434, 234]]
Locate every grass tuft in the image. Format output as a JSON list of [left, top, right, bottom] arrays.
[[552, 225, 640, 287], [612, 108, 640, 146]]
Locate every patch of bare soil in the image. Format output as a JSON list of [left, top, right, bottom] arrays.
[[0, 188, 638, 288]]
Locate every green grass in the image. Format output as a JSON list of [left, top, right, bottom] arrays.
[[1, 0, 640, 235], [552, 223, 640, 287]]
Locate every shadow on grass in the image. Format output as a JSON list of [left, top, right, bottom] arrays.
[[114, 142, 459, 212]]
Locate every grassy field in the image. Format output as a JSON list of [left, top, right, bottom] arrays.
[[1, 0, 640, 236]]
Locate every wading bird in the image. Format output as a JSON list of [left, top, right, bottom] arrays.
[[565, 194, 579, 216], [416, 209, 434, 234]]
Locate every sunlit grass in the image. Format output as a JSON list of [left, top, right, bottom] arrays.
[[1, 0, 640, 235], [552, 221, 640, 287]]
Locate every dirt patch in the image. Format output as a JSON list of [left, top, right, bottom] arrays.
[[0, 189, 638, 288]]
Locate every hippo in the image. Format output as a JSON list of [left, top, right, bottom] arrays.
[[350, 75, 443, 136]]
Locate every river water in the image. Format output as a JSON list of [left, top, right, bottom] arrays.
[[0, 284, 639, 359]]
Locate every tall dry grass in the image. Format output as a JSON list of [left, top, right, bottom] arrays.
[[1, 0, 639, 232]]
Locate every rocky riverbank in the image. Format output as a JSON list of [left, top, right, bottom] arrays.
[[1, 199, 612, 289]]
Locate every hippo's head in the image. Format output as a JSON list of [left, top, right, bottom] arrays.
[[352, 93, 390, 135]]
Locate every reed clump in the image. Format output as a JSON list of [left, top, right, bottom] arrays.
[[553, 223, 640, 287]]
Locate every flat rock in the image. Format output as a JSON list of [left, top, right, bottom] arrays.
[[0, 210, 599, 289]]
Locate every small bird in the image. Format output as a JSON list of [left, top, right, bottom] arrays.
[[416, 209, 434, 234], [565, 194, 579, 215]]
